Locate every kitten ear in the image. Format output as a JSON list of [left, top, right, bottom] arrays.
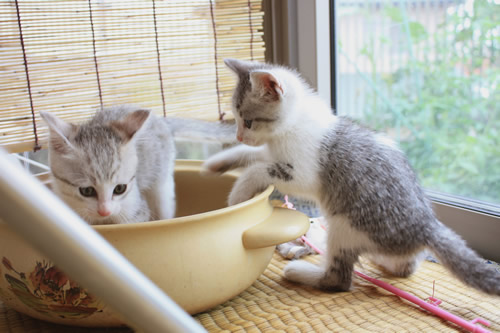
[[224, 58, 253, 76], [111, 109, 151, 142], [249, 70, 284, 101], [40, 111, 76, 154]]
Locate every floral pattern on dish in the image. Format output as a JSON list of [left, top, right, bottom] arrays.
[[1, 256, 101, 319]]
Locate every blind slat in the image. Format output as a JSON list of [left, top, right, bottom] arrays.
[[0, 0, 265, 153]]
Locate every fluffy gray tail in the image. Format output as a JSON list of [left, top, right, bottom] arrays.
[[427, 221, 500, 295], [165, 117, 236, 144]]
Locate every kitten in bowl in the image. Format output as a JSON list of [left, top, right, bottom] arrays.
[[42, 104, 234, 225]]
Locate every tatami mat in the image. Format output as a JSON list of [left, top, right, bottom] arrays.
[[1, 252, 499, 332], [195, 253, 500, 332]]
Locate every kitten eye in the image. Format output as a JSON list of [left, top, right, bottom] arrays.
[[113, 184, 127, 195], [79, 186, 96, 197], [244, 119, 253, 129]]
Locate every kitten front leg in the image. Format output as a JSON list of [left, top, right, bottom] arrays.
[[284, 248, 359, 291], [202, 145, 268, 175], [146, 173, 176, 220], [284, 215, 362, 291], [227, 164, 271, 206]]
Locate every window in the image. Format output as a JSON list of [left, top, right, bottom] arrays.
[[335, 0, 499, 208]]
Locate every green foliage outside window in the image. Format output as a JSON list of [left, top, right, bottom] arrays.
[[340, 0, 499, 203]]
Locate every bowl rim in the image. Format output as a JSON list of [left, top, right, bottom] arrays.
[[93, 160, 275, 231]]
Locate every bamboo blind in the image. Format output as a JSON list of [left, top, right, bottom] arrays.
[[0, 0, 265, 153]]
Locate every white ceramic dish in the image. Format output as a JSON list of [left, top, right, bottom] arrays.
[[0, 160, 309, 327]]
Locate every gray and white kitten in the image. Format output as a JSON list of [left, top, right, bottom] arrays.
[[202, 58, 500, 295], [42, 105, 235, 225], [41, 105, 176, 225]]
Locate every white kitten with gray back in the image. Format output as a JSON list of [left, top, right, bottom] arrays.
[[42, 104, 234, 225], [202, 58, 500, 295]]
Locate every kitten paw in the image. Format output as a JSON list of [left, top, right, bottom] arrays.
[[277, 243, 315, 260], [283, 260, 324, 286], [201, 159, 232, 176], [227, 190, 253, 206]]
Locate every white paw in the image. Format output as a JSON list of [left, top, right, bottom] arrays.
[[200, 158, 230, 176], [200, 161, 219, 176], [277, 243, 314, 260], [277, 243, 294, 259], [283, 260, 324, 286], [228, 189, 253, 206]]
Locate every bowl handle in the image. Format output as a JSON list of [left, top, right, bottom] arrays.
[[242, 207, 310, 249]]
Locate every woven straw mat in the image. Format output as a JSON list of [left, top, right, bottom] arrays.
[[1, 252, 499, 333]]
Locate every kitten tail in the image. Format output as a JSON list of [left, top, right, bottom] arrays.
[[428, 222, 500, 295]]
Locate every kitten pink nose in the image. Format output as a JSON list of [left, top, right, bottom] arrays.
[[98, 200, 112, 217], [237, 134, 243, 142], [97, 208, 111, 217]]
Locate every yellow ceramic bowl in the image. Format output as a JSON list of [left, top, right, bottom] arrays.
[[0, 160, 309, 327]]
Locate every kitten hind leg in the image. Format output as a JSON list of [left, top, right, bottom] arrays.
[[368, 251, 426, 278]]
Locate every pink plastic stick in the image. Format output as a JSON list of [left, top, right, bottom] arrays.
[[301, 236, 324, 255], [354, 270, 491, 333]]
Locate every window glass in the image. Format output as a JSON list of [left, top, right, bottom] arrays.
[[336, 0, 499, 205]]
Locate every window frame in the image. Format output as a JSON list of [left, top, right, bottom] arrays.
[[265, 0, 500, 262]]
